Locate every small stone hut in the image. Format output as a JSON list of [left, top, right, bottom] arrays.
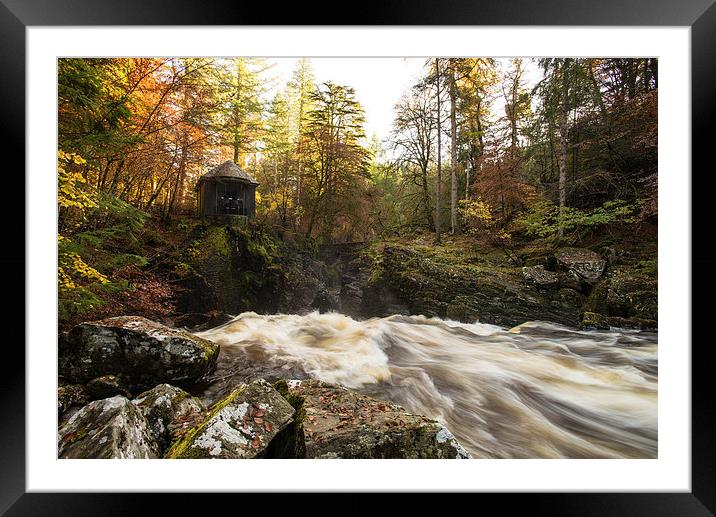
[[195, 160, 259, 219]]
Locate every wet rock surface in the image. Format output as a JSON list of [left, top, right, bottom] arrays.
[[59, 316, 220, 389], [58, 396, 159, 459], [280, 379, 470, 459]]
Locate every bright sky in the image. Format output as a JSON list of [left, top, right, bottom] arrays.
[[265, 57, 541, 144], [267, 57, 425, 143]]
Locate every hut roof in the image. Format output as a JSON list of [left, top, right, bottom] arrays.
[[197, 160, 259, 187]]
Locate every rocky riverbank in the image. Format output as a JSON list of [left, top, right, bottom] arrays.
[[58, 316, 470, 459], [348, 239, 656, 331], [159, 225, 656, 332], [59, 220, 657, 334]]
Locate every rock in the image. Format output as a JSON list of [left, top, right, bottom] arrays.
[[58, 396, 159, 459], [555, 248, 607, 283], [558, 270, 583, 291], [312, 288, 341, 313], [375, 244, 580, 328], [605, 267, 658, 321], [85, 375, 131, 400], [59, 316, 220, 389], [551, 288, 584, 309], [582, 264, 657, 329], [278, 379, 470, 459], [58, 383, 88, 420], [132, 384, 205, 454], [166, 379, 295, 458], [173, 311, 235, 332], [580, 311, 657, 331], [522, 265, 559, 288]]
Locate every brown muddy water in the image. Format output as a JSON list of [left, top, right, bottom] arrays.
[[195, 311, 657, 459]]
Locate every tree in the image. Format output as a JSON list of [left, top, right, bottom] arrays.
[[433, 58, 443, 244], [215, 58, 268, 164], [390, 84, 436, 229], [302, 82, 371, 240], [448, 60, 459, 234], [285, 58, 316, 210]]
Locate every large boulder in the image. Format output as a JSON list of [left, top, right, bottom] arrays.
[[59, 316, 220, 389], [278, 379, 470, 459], [58, 396, 159, 459], [132, 384, 205, 454], [555, 248, 607, 284], [166, 379, 295, 459]]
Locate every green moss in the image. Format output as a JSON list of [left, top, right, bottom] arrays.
[[580, 311, 657, 331], [584, 279, 609, 314], [165, 385, 245, 459], [186, 226, 231, 264], [62, 427, 89, 446]]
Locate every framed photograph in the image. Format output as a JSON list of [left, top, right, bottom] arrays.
[[5, 0, 714, 513]]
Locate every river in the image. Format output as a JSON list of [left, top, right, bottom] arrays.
[[194, 311, 657, 459]]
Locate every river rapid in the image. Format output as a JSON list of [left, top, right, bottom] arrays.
[[195, 311, 657, 459]]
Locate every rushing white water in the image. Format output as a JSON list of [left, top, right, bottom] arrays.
[[196, 311, 657, 459]]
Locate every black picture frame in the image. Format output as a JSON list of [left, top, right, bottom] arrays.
[[3, 0, 713, 514]]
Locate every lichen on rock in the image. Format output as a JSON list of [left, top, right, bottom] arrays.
[[166, 378, 295, 459], [59, 316, 220, 389], [58, 395, 159, 459]]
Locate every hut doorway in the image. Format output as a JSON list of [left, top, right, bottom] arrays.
[[216, 181, 245, 216]]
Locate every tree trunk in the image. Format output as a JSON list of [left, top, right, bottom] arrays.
[[449, 62, 459, 234], [465, 163, 470, 199], [421, 166, 432, 228], [557, 59, 570, 239], [434, 58, 442, 244]]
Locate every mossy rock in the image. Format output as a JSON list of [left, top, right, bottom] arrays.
[[606, 267, 657, 321], [59, 316, 220, 389], [580, 311, 657, 331], [165, 379, 295, 459], [374, 244, 580, 327], [132, 384, 205, 455]]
